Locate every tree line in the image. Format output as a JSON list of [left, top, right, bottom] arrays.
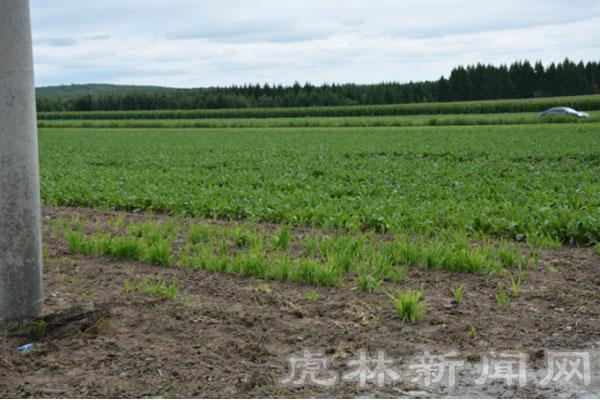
[[37, 59, 600, 112]]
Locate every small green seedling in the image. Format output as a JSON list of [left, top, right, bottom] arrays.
[[37, 319, 48, 337], [123, 280, 134, 293], [496, 287, 509, 311], [453, 284, 464, 304], [308, 289, 318, 303], [386, 288, 425, 323], [509, 270, 526, 297], [468, 324, 478, 339], [258, 283, 272, 294]]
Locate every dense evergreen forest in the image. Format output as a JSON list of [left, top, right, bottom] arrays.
[[37, 59, 600, 112]]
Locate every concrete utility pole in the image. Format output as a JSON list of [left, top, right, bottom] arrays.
[[0, 0, 43, 321]]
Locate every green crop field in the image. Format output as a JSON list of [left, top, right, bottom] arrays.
[[37, 94, 600, 120], [36, 111, 600, 129], [40, 122, 600, 245], [36, 93, 600, 294], [34, 97, 600, 326]]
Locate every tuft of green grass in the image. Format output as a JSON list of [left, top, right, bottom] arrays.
[[395, 240, 421, 266], [453, 284, 465, 304], [122, 279, 133, 292], [386, 288, 426, 323], [527, 234, 562, 250], [498, 246, 517, 268], [358, 274, 383, 293], [188, 224, 214, 244], [422, 243, 444, 269], [509, 270, 526, 297], [291, 260, 317, 285], [442, 247, 486, 274], [316, 262, 340, 287], [386, 265, 408, 283], [145, 240, 174, 267], [37, 319, 48, 337], [258, 283, 271, 294], [184, 245, 228, 273], [271, 226, 292, 250], [308, 289, 318, 303], [135, 278, 179, 300], [266, 256, 290, 281], [232, 227, 257, 249], [595, 244, 600, 256], [233, 250, 268, 278], [496, 287, 509, 311], [67, 232, 94, 255], [304, 237, 319, 257], [290, 260, 338, 287], [468, 324, 478, 339], [110, 237, 145, 260], [42, 244, 49, 262]]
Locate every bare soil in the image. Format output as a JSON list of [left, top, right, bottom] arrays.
[[1, 207, 599, 398]]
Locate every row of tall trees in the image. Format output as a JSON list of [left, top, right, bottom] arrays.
[[37, 59, 600, 112]]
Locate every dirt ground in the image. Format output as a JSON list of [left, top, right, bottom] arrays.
[[1, 207, 600, 398]]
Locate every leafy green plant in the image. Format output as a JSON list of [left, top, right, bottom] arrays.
[[386, 288, 426, 323]]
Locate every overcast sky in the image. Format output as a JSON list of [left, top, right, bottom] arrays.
[[31, 0, 600, 88]]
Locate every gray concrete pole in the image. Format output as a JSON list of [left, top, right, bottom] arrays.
[[0, 0, 43, 322]]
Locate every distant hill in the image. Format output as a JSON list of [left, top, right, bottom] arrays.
[[36, 84, 182, 98]]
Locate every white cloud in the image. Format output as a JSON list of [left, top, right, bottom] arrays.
[[30, 0, 600, 87]]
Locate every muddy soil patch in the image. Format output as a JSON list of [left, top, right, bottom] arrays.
[[1, 207, 599, 397]]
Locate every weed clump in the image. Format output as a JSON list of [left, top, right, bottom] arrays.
[[145, 240, 173, 267], [387, 288, 425, 323], [124, 278, 179, 300]]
